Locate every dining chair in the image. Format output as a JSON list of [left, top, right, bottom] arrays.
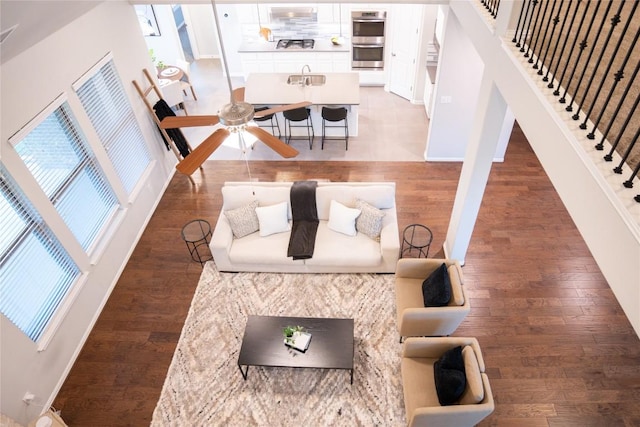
[[175, 58, 198, 100]]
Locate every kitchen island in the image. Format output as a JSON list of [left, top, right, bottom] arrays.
[[245, 72, 360, 138]]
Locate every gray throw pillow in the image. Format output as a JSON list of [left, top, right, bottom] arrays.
[[224, 200, 259, 238], [355, 199, 385, 240]]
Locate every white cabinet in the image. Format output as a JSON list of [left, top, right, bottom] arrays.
[[316, 4, 336, 23]]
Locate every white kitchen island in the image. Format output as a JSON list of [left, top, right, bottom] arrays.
[[245, 72, 360, 138]]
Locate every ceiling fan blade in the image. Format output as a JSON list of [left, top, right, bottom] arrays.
[[232, 87, 245, 102], [160, 115, 220, 129], [245, 126, 299, 158], [175, 128, 230, 175], [253, 101, 313, 119]]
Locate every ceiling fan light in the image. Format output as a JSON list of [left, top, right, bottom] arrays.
[[218, 101, 255, 127]]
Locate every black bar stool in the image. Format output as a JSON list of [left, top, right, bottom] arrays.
[[321, 106, 349, 150], [283, 107, 314, 149], [253, 105, 281, 138]]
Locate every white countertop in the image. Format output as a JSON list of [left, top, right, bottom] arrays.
[[245, 72, 360, 105], [238, 38, 350, 53]]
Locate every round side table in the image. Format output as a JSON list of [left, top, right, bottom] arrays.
[[401, 224, 433, 258], [181, 219, 213, 266]]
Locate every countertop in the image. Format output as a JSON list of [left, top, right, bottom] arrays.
[[245, 72, 360, 105], [238, 38, 350, 53]]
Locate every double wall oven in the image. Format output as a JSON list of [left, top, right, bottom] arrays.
[[351, 10, 386, 70]]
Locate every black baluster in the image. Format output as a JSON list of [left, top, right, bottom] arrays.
[[493, 0, 501, 18], [570, 0, 614, 120], [517, 0, 534, 50], [592, 4, 640, 143], [513, 0, 529, 43], [526, 0, 545, 63], [552, 0, 581, 94], [623, 159, 640, 189], [599, 57, 640, 153], [558, 0, 593, 102], [532, 0, 553, 69], [544, 0, 572, 86], [536, 0, 560, 75], [614, 124, 640, 175], [579, 1, 630, 132]]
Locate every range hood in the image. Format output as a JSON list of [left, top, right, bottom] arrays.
[[269, 7, 317, 21]]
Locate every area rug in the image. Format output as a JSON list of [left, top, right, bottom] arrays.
[[151, 262, 405, 426]]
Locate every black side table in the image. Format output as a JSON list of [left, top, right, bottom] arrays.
[[181, 219, 213, 266], [401, 224, 433, 258]]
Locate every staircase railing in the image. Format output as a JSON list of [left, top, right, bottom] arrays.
[[506, 0, 640, 203]]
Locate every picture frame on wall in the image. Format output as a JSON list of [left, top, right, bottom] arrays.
[[135, 5, 161, 37]]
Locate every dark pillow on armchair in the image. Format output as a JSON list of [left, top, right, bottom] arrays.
[[434, 346, 467, 405], [422, 263, 451, 307]]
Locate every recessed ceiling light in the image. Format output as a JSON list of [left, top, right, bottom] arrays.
[[0, 24, 19, 44]]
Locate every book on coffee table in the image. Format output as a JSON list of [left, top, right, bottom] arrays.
[[284, 331, 312, 352]]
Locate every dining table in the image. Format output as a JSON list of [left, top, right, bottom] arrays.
[[157, 65, 184, 83]]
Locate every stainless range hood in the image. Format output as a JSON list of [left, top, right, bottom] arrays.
[[269, 7, 317, 21]]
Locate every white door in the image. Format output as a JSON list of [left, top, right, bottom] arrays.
[[388, 4, 423, 101]]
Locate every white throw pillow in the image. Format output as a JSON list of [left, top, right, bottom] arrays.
[[255, 201, 291, 237], [327, 200, 361, 236], [224, 200, 259, 238]]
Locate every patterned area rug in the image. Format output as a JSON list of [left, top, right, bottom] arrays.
[[151, 262, 405, 426]]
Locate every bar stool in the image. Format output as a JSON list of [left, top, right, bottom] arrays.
[[283, 107, 314, 149], [253, 105, 281, 138], [321, 107, 349, 150]]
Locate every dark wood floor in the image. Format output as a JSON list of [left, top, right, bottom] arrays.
[[53, 125, 640, 426]]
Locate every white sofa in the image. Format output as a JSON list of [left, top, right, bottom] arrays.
[[210, 181, 400, 273]]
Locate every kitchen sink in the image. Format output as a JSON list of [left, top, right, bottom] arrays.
[[286, 74, 326, 86]]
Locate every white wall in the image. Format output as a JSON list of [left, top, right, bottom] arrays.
[[144, 4, 184, 65], [185, 4, 220, 59], [425, 8, 484, 161], [425, 6, 510, 162], [0, 2, 174, 424]]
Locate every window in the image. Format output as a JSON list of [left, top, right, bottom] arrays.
[[12, 99, 119, 251], [74, 56, 151, 194], [0, 165, 81, 342]]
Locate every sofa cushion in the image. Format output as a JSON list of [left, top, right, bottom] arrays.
[[256, 202, 291, 237], [434, 346, 466, 406], [327, 200, 361, 236], [422, 263, 451, 307], [315, 185, 395, 220], [355, 199, 385, 240], [224, 200, 259, 238], [459, 345, 485, 404], [222, 186, 292, 218], [228, 230, 301, 265], [305, 222, 382, 267]]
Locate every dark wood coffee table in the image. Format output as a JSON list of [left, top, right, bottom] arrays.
[[238, 315, 355, 384]]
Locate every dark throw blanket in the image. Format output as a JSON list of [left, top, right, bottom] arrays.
[[153, 99, 190, 158], [287, 181, 319, 260]]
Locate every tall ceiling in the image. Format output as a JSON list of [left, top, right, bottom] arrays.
[[0, 1, 104, 65]]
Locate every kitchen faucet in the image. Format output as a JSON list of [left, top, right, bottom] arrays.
[[300, 64, 311, 86]]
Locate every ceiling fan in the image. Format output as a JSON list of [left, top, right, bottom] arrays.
[[159, 0, 312, 176]]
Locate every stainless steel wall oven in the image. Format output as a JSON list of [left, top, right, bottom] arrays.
[[351, 10, 386, 70]]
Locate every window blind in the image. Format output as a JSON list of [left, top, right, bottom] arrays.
[[0, 166, 80, 342], [13, 102, 118, 251], [75, 59, 151, 194]]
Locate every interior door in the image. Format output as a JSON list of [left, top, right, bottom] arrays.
[[388, 4, 423, 101]]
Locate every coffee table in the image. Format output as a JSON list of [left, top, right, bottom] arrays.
[[238, 315, 355, 384]]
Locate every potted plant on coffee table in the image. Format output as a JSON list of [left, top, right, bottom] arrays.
[[283, 325, 304, 345]]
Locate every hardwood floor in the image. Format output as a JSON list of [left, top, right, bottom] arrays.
[[52, 123, 640, 426]]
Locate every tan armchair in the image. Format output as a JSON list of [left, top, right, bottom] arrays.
[[401, 337, 495, 427], [395, 258, 470, 341]]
